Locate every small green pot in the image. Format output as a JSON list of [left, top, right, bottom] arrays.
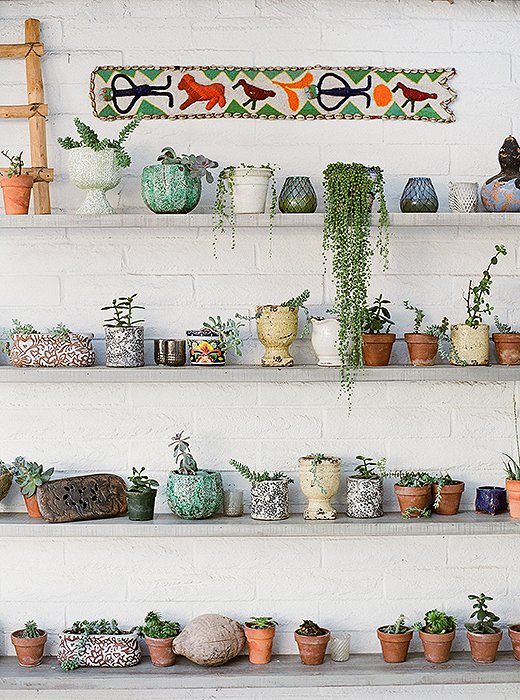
[[166, 470, 223, 519], [141, 164, 202, 214], [126, 489, 157, 521]]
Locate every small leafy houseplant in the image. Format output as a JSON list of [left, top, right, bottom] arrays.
[[390, 471, 433, 519], [102, 294, 145, 368], [186, 315, 244, 366], [503, 394, 520, 518], [451, 245, 507, 366], [139, 611, 181, 667], [13, 456, 54, 518], [298, 453, 341, 520], [412, 609, 456, 664], [346, 455, 386, 519], [294, 620, 330, 665], [465, 594, 502, 663], [0, 150, 33, 215], [59, 619, 141, 671], [58, 117, 141, 214], [431, 472, 465, 516], [167, 432, 223, 520], [377, 614, 413, 664], [493, 315, 520, 365], [362, 295, 395, 366], [244, 617, 278, 665], [230, 458, 292, 521], [11, 620, 47, 667], [125, 467, 159, 522], [142, 146, 218, 214], [403, 301, 445, 366]]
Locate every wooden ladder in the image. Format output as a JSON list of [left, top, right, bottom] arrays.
[[0, 18, 53, 214]]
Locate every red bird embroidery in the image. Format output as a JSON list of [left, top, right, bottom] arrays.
[[232, 79, 276, 111], [178, 74, 226, 111], [392, 82, 438, 113]]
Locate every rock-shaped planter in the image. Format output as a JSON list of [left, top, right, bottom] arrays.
[[167, 470, 223, 519], [141, 163, 201, 214], [404, 333, 438, 366], [377, 627, 413, 663], [68, 147, 121, 215], [299, 455, 340, 520], [362, 333, 396, 366], [419, 629, 455, 664], [311, 319, 340, 366], [250, 479, 289, 521], [451, 324, 489, 366], [8, 333, 95, 368], [173, 614, 245, 666], [57, 628, 141, 668], [256, 306, 298, 367], [11, 629, 47, 667], [105, 326, 144, 367], [346, 477, 384, 519], [466, 629, 502, 663], [493, 333, 520, 365]]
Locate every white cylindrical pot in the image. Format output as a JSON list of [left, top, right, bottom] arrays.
[[68, 147, 122, 215], [105, 326, 144, 367], [299, 456, 341, 520], [311, 319, 341, 366], [225, 167, 272, 214], [345, 477, 384, 518], [250, 479, 289, 521], [450, 324, 489, 366]]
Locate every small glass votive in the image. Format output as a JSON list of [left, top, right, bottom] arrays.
[[154, 339, 186, 366], [330, 633, 351, 662], [224, 489, 244, 517]]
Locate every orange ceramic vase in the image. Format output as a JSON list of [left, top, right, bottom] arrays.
[[493, 333, 520, 365], [0, 174, 33, 214], [244, 624, 276, 664]]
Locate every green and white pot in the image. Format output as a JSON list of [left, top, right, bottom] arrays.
[[167, 470, 223, 519], [141, 164, 202, 214]]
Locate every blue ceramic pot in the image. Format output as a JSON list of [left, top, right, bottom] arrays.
[[475, 486, 507, 515], [400, 177, 439, 213]]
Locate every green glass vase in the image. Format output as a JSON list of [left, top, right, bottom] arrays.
[[278, 176, 317, 213], [141, 163, 202, 214]]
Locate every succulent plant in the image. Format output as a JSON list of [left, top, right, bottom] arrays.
[[170, 432, 198, 475], [138, 611, 180, 639], [13, 456, 54, 498]]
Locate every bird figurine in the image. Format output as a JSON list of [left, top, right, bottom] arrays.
[[232, 79, 276, 111]]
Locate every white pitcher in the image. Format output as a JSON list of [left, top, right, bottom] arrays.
[[311, 318, 340, 366]]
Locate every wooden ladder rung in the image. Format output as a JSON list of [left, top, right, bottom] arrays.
[[0, 42, 44, 59], [0, 104, 48, 119], [0, 167, 53, 183]]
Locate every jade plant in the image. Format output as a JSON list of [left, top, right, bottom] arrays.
[[295, 620, 327, 636], [170, 432, 198, 475], [13, 456, 54, 498], [158, 147, 218, 182], [202, 315, 244, 356], [138, 611, 180, 639], [462, 244, 507, 328], [58, 117, 141, 168], [61, 619, 123, 671], [127, 466, 158, 493], [363, 295, 394, 334], [101, 294, 144, 327], [351, 455, 386, 479], [229, 458, 293, 483], [413, 610, 456, 635], [464, 594, 500, 634], [380, 614, 408, 634], [323, 162, 389, 397], [1, 150, 24, 177], [503, 395, 520, 480], [245, 617, 278, 629]]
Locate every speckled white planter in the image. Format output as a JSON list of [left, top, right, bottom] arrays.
[[450, 324, 489, 366], [68, 147, 122, 215], [105, 326, 144, 367], [345, 477, 384, 518], [250, 479, 289, 521]]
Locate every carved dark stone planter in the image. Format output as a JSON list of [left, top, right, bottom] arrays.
[[37, 474, 127, 523]]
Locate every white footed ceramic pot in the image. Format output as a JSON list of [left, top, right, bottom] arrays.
[[311, 319, 340, 366], [450, 324, 489, 366], [299, 456, 341, 520], [225, 167, 272, 214], [68, 147, 121, 214]]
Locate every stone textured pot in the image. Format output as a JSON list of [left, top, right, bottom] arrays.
[[0, 174, 33, 215], [506, 479, 520, 519], [0, 471, 12, 502], [346, 477, 384, 518], [105, 326, 144, 367], [225, 167, 272, 214], [256, 306, 298, 367], [186, 330, 226, 365], [492, 334, 520, 365], [57, 629, 141, 668], [394, 484, 432, 517], [126, 489, 157, 521], [311, 318, 340, 366], [299, 455, 340, 520], [294, 630, 330, 665], [404, 333, 438, 367], [433, 481, 465, 516], [250, 479, 289, 521], [450, 324, 489, 366], [377, 628, 413, 663], [144, 635, 177, 667], [141, 163, 202, 214], [9, 333, 95, 368], [278, 176, 317, 214], [508, 625, 520, 660], [24, 494, 42, 519], [244, 624, 276, 664], [481, 135, 520, 212], [172, 614, 245, 666], [475, 486, 507, 515], [11, 629, 47, 667], [448, 182, 479, 213], [68, 147, 121, 214], [400, 177, 438, 213], [167, 470, 223, 520], [466, 629, 502, 663], [419, 629, 455, 664], [362, 333, 396, 366]]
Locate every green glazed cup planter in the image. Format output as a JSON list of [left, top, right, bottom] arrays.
[[126, 489, 157, 521], [278, 176, 317, 213], [141, 164, 202, 214], [167, 470, 223, 519]]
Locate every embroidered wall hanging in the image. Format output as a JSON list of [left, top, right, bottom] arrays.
[[90, 65, 457, 123]]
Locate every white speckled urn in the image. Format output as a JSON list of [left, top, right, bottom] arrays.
[[311, 319, 340, 366], [256, 306, 298, 367], [250, 479, 289, 521], [105, 326, 144, 367], [299, 456, 341, 520], [450, 324, 489, 366], [68, 147, 121, 214], [346, 477, 384, 518]]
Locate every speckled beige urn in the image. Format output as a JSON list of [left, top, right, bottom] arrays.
[[299, 455, 341, 520], [256, 305, 298, 367], [450, 324, 489, 366]]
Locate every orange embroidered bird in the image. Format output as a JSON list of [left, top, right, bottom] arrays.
[[392, 82, 438, 113], [272, 72, 314, 112], [232, 79, 276, 110], [178, 74, 226, 111]]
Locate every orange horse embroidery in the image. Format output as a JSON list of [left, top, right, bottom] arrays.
[[178, 74, 226, 111]]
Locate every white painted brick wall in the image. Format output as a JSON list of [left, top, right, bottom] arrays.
[[1, 2, 520, 695]]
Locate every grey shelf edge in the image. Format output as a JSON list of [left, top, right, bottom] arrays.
[[1, 654, 520, 690], [0, 364, 519, 383], [0, 512, 518, 538]]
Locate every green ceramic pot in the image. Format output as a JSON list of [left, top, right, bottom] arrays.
[[166, 470, 223, 519], [126, 489, 157, 521], [141, 164, 202, 214], [278, 176, 317, 213]]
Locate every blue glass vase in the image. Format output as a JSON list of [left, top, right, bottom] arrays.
[[400, 177, 439, 213], [278, 176, 317, 214]]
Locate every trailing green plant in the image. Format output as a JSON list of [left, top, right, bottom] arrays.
[[428, 317, 466, 366], [61, 619, 123, 671], [380, 614, 408, 634], [403, 506, 432, 519], [389, 470, 434, 488], [57, 116, 142, 168], [127, 466, 159, 493], [245, 617, 278, 629], [138, 611, 180, 639], [230, 458, 293, 483], [363, 295, 394, 334], [503, 394, 520, 480], [236, 289, 311, 338], [101, 294, 144, 327], [157, 147, 218, 183], [202, 315, 244, 355], [403, 300, 425, 333], [323, 162, 389, 398], [304, 453, 328, 494], [494, 315, 518, 334], [462, 244, 507, 328], [351, 455, 386, 479], [412, 609, 456, 635], [20, 620, 43, 638], [295, 620, 327, 636], [13, 456, 54, 498], [169, 432, 198, 475], [1, 150, 23, 177], [464, 594, 500, 635]]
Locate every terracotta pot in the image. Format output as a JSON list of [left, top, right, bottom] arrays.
[[244, 624, 276, 664], [506, 479, 520, 519], [256, 305, 298, 367], [419, 629, 455, 664], [1, 174, 33, 215], [433, 481, 465, 515], [393, 484, 432, 517], [466, 629, 502, 663], [493, 333, 520, 365], [377, 627, 413, 663], [11, 629, 47, 667], [450, 324, 489, 366], [362, 333, 395, 366], [299, 455, 341, 520], [144, 635, 176, 667], [24, 494, 42, 519], [508, 624, 520, 660], [404, 333, 438, 366], [294, 629, 330, 665]]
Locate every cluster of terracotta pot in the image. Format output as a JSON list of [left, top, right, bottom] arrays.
[[394, 480, 465, 518], [244, 622, 330, 665]]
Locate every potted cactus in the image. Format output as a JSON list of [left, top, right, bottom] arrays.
[[139, 611, 181, 667], [298, 453, 341, 520], [11, 621, 47, 667], [362, 295, 395, 366], [503, 394, 520, 518], [125, 467, 159, 521], [230, 459, 292, 521], [102, 294, 145, 368], [377, 614, 413, 663], [167, 432, 223, 519], [391, 471, 433, 519], [492, 316, 520, 365], [244, 617, 277, 665], [346, 455, 385, 519], [59, 619, 141, 670], [186, 315, 244, 366], [465, 593, 502, 664], [0, 150, 33, 215], [412, 609, 456, 664], [294, 620, 330, 665], [13, 456, 54, 518]]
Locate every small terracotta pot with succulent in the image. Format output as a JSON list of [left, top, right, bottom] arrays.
[[139, 611, 181, 667], [12, 456, 54, 519], [294, 620, 330, 665], [403, 302, 449, 366], [503, 394, 520, 519], [11, 621, 47, 667], [392, 471, 433, 519], [492, 317, 520, 365], [465, 593, 502, 664], [244, 617, 277, 664], [377, 614, 413, 663], [413, 609, 456, 664], [508, 624, 520, 660], [362, 295, 395, 366], [432, 474, 465, 516], [0, 150, 33, 215]]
